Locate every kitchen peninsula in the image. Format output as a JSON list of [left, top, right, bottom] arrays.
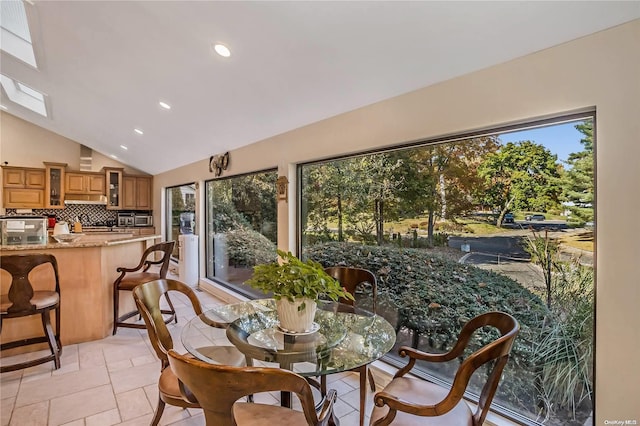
[[1, 233, 161, 350]]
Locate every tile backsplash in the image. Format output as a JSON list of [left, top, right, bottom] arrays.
[[5, 205, 117, 224]]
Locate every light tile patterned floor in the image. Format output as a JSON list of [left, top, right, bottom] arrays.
[[0, 287, 375, 426]]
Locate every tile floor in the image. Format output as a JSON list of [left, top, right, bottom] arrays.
[[0, 287, 376, 426]]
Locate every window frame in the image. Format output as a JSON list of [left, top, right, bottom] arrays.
[[295, 109, 597, 426], [204, 168, 278, 299]]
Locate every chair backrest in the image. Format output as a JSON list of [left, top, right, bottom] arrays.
[[140, 240, 175, 278], [167, 349, 322, 426], [324, 266, 377, 312], [445, 311, 519, 425], [133, 279, 202, 368], [1, 254, 59, 314]]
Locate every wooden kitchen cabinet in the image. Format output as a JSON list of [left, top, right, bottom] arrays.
[[65, 172, 105, 194], [122, 175, 152, 210], [44, 162, 67, 209], [105, 168, 123, 210], [3, 167, 45, 188], [2, 166, 45, 208]]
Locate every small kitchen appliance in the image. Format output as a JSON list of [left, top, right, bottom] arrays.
[[0, 216, 48, 246]]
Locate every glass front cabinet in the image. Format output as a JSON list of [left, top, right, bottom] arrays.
[[44, 162, 67, 209], [105, 168, 123, 210]]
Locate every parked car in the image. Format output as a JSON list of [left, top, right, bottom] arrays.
[[503, 213, 515, 223], [525, 214, 546, 221]]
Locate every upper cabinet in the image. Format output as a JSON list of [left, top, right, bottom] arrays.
[[2, 166, 46, 208], [44, 162, 67, 209], [1, 163, 152, 211], [65, 172, 105, 195], [105, 168, 123, 210], [122, 175, 152, 210]]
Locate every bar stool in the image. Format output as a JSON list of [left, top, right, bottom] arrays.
[[1, 253, 62, 372], [113, 240, 176, 334]]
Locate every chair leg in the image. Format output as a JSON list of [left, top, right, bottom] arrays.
[[55, 305, 62, 354], [368, 367, 376, 392], [151, 397, 165, 426], [113, 286, 120, 335], [41, 310, 61, 369], [163, 293, 178, 324]]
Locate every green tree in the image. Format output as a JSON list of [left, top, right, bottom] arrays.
[[561, 121, 594, 225], [301, 159, 364, 243], [360, 153, 404, 245], [479, 141, 562, 226], [396, 137, 499, 243]]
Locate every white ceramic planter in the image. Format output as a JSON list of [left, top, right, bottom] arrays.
[[276, 297, 317, 333]]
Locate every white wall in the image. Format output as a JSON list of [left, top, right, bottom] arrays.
[[155, 20, 640, 422], [0, 112, 145, 174]]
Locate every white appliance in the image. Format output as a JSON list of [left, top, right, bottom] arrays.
[[53, 221, 70, 235], [178, 234, 199, 288]]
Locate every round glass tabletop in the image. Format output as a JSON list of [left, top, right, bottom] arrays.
[[181, 298, 396, 377]]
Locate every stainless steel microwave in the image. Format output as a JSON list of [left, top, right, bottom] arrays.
[[134, 214, 153, 227]]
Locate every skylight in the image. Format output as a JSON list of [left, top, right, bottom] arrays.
[[0, 1, 37, 67], [0, 74, 48, 116]]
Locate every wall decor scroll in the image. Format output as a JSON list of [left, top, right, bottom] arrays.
[[276, 176, 289, 201], [209, 152, 230, 177]]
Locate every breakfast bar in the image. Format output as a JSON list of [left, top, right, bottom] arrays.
[[0, 233, 161, 352]]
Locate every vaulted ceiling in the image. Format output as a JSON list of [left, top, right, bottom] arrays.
[[1, 1, 638, 174]]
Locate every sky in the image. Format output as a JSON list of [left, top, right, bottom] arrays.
[[498, 120, 586, 164]]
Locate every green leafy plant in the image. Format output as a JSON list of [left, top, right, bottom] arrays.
[[246, 250, 354, 310]]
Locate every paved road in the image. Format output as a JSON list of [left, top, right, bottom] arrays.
[[448, 227, 593, 290], [448, 235, 529, 263]]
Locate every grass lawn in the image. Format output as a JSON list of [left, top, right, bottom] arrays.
[[559, 231, 594, 252]]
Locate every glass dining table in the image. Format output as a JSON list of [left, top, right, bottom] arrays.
[[181, 298, 396, 410]]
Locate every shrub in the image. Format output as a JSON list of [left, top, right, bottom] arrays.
[[304, 242, 549, 418], [223, 228, 277, 267]]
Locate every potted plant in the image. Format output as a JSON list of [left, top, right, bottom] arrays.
[[246, 250, 354, 333]]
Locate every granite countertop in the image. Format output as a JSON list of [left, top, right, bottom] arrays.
[[1, 234, 161, 251]]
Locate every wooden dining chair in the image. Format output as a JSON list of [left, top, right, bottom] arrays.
[[323, 266, 378, 426], [1, 254, 62, 372], [113, 240, 175, 334], [167, 348, 338, 426], [133, 278, 245, 426], [369, 311, 519, 426]]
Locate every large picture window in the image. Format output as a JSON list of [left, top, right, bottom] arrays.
[[205, 170, 278, 298], [299, 115, 595, 425]]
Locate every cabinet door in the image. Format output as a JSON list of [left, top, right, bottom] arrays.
[[122, 176, 137, 209], [65, 173, 86, 193], [86, 174, 105, 194], [105, 169, 123, 210], [4, 188, 44, 208], [135, 177, 152, 210], [25, 170, 45, 188], [3, 168, 24, 187], [44, 164, 66, 209]]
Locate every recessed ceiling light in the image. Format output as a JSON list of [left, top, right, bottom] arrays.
[[134, 128, 144, 135], [110, 154, 118, 159], [120, 145, 128, 150], [213, 43, 231, 58], [0, 104, 7, 110], [159, 101, 171, 110]]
